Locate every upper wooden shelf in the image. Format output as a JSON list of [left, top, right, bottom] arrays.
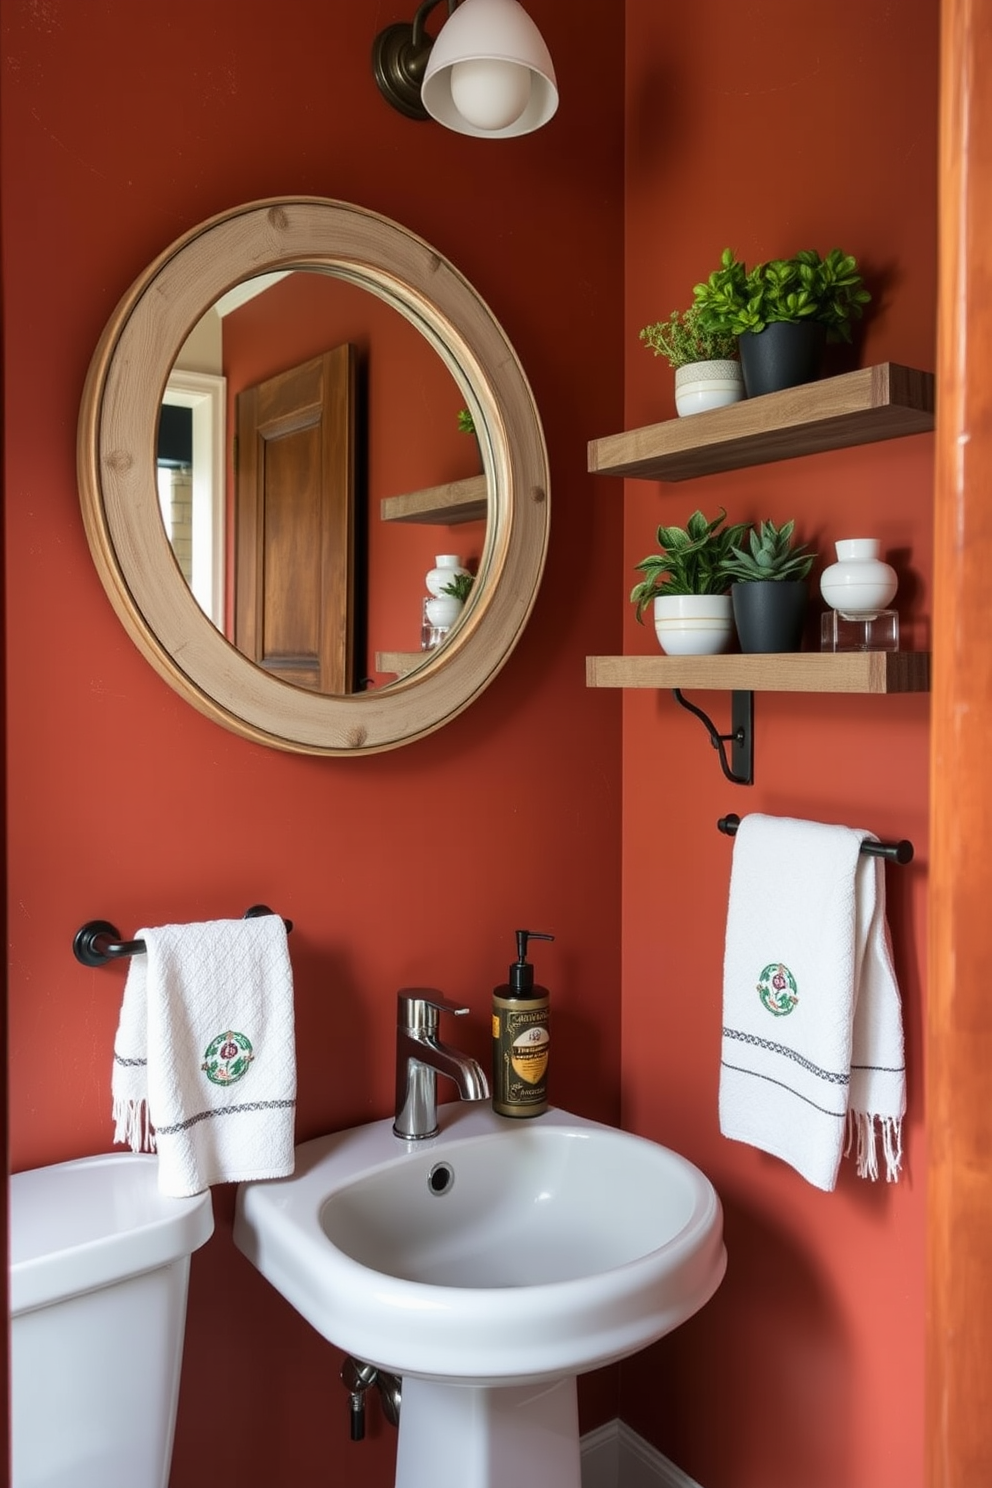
[[380, 474, 487, 525], [587, 363, 935, 483], [586, 651, 931, 694]]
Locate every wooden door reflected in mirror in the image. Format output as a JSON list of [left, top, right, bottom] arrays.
[[235, 344, 356, 694]]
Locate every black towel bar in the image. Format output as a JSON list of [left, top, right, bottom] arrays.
[[717, 814, 914, 865], [72, 905, 293, 967]]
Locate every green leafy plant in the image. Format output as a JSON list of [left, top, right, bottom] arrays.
[[440, 571, 474, 604], [630, 508, 749, 620], [720, 519, 816, 584], [638, 303, 739, 369], [456, 408, 476, 435], [692, 247, 871, 342]]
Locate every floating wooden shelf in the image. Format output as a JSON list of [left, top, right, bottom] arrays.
[[585, 651, 931, 694], [587, 363, 935, 483], [380, 474, 487, 525], [375, 651, 427, 676]]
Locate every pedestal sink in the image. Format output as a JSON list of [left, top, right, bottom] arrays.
[[234, 1103, 725, 1488]]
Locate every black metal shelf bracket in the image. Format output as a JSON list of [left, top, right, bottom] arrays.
[[672, 688, 754, 786]]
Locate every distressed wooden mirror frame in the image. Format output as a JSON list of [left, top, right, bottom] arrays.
[[77, 197, 550, 754]]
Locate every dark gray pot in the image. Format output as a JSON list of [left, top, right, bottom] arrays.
[[731, 580, 808, 653], [737, 321, 826, 397]]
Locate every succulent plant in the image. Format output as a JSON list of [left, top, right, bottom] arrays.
[[720, 518, 816, 583]]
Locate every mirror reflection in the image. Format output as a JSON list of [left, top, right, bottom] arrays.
[[157, 269, 488, 696]]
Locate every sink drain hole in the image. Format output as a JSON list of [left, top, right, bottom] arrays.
[[427, 1161, 454, 1196]]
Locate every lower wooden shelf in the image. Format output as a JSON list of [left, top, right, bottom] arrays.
[[585, 651, 931, 694], [376, 651, 426, 676]]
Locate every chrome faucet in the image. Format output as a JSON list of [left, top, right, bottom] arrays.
[[393, 990, 489, 1140]]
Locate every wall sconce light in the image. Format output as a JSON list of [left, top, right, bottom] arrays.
[[372, 0, 558, 138]]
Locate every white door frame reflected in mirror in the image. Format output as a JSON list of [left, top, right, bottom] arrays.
[[160, 370, 226, 631]]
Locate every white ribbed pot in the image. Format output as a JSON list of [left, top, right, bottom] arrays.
[[820, 538, 898, 619], [653, 593, 734, 656], [674, 359, 745, 417]]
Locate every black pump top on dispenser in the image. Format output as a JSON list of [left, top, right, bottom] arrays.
[[502, 929, 555, 996]]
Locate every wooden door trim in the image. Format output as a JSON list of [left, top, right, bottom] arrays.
[[928, 0, 992, 1480]]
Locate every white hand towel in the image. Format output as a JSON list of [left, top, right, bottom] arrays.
[[719, 813, 905, 1192], [112, 917, 296, 1197]]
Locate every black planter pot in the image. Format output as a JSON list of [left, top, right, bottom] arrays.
[[732, 581, 808, 653], [737, 321, 827, 397]]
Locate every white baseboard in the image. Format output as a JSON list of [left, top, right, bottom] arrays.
[[581, 1420, 702, 1488]]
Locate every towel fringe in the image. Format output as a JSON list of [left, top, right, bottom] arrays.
[[846, 1110, 902, 1183], [112, 1095, 157, 1154]]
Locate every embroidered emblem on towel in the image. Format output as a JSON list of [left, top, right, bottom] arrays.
[[202, 1030, 254, 1085], [757, 963, 798, 1017]]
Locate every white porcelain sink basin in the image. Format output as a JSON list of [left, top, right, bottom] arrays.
[[234, 1102, 725, 1388]]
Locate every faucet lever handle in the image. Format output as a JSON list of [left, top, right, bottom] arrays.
[[397, 988, 469, 1029]]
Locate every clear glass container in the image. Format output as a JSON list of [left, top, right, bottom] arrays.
[[821, 608, 900, 652]]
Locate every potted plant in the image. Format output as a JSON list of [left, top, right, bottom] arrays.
[[719, 518, 817, 653], [631, 508, 749, 655], [692, 247, 871, 396], [440, 570, 474, 605], [639, 304, 744, 417], [423, 556, 474, 648]]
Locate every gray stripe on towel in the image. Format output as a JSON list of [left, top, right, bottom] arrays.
[[723, 1026, 849, 1086], [720, 1059, 847, 1119], [155, 1098, 297, 1135]]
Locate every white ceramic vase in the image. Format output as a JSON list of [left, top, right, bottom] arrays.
[[819, 538, 898, 619], [674, 360, 745, 417], [653, 594, 734, 656], [425, 554, 470, 597]]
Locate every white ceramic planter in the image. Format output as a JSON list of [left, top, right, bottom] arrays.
[[653, 594, 734, 656], [425, 594, 463, 630], [820, 538, 898, 619], [674, 360, 745, 417]]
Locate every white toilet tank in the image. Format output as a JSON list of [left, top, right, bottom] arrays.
[[10, 1152, 214, 1488]]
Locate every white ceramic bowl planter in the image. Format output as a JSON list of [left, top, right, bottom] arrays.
[[674, 359, 745, 417], [653, 594, 735, 656]]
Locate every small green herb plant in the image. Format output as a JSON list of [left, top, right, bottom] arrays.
[[440, 571, 474, 604], [638, 304, 739, 370], [456, 408, 476, 435], [630, 508, 749, 621], [720, 519, 816, 584], [692, 248, 871, 342]]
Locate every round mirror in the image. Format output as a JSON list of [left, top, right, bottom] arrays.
[[77, 198, 550, 754]]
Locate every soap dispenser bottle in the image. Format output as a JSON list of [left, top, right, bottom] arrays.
[[492, 930, 555, 1118]]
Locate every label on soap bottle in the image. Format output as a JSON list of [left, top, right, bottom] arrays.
[[492, 997, 549, 1117]]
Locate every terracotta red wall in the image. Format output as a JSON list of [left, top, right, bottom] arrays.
[[619, 3, 936, 1486], [1, 2, 623, 1482]]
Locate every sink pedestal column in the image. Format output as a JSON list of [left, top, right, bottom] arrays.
[[395, 1375, 581, 1488]]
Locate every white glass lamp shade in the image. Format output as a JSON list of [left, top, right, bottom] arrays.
[[421, 0, 558, 138]]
